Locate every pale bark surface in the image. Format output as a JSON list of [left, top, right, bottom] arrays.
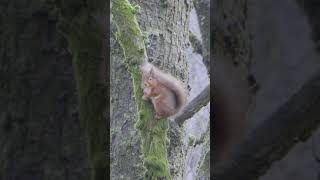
[[182, 8, 210, 180]]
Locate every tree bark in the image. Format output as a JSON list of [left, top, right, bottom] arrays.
[[110, 4, 145, 180], [212, 0, 256, 162], [0, 1, 90, 179], [111, 0, 192, 179], [55, 0, 109, 179], [193, 0, 210, 76], [213, 70, 320, 180]]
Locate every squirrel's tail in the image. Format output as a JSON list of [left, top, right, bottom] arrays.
[[151, 64, 188, 114]]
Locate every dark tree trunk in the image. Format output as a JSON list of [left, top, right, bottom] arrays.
[[212, 0, 255, 162], [212, 0, 320, 179], [0, 1, 90, 179]]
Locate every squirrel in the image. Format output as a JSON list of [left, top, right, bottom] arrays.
[[141, 61, 188, 119]]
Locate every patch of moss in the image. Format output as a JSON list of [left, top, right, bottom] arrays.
[[145, 155, 170, 178], [188, 30, 202, 55], [188, 136, 195, 146]]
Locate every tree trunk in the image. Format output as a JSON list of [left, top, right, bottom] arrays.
[[212, 0, 255, 162], [111, 0, 192, 179], [54, 0, 108, 179], [193, 0, 210, 75], [0, 1, 90, 179], [110, 20, 145, 180]]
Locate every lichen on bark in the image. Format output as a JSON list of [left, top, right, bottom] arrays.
[[111, 0, 171, 179]]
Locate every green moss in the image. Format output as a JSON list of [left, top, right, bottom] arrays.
[[143, 28, 161, 49], [188, 30, 202, 54], [145, 155, 170, 178], [188, 136, 195, 146], [111, 0, 145, 67], [112, 0, 171, 179], [131, 4, 141, 14]]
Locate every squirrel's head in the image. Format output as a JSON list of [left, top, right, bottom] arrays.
[[146, 68, 158, 86]]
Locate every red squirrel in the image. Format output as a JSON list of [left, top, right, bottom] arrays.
[[141, 61, 188, 119]]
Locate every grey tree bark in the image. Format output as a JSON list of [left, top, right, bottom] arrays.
[[0, 1, 90, 179], [193, 0, 210, 75], [110, 21, 145, 179], [110, 0, 194, 179]]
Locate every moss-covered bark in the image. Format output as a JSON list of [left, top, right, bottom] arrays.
[[131, 1, 191, 178], [111, 0, 171, 179], [55, 0, 108, 179], [110, 21, 145, 179], [111, 0, 191, 179]]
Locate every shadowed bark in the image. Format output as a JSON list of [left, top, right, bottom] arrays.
[[0, 0, 91, 179], [212, 0, 320, 179], [212, 0, 255, 162], [55, 0, 109, 179], [213, 70, 320, 180]]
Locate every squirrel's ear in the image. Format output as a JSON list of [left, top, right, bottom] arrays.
[[149, 68, 154, 76]]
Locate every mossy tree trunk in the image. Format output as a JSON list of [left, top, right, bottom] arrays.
[[111, 0, 191, 179], [54, 0, 108, 179], [0, 0, 91, 179]]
